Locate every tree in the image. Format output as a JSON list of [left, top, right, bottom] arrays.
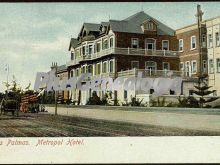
[[191, 74, 219, 108]]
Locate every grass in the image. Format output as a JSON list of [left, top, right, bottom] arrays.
[[0, 112, 220, 137]]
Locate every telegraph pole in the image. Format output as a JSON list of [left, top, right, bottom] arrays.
[[51, 62, 58, 115], [195, 4, 204, 76]]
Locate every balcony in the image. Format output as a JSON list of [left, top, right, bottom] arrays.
[[82, 72, 116, 82], [117, 69, 190, 79], [92, 72, 116, 79], [67, 47, 179, 66]]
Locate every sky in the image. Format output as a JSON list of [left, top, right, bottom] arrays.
[[1, 2, 220, 92]]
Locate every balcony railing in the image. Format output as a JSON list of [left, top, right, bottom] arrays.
[[92, 72, 115, 79], [81, 72, 116, 81], [117, 69, 191, 78], [67, 47, 179, 66], [66, 58, 80, 66]]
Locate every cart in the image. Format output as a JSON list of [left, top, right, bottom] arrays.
[[0, 98, 19, 116]]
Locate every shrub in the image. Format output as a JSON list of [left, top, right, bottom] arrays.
[[87, 93, 101, 105], [129, 97, 143, 106]]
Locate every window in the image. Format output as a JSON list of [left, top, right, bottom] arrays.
[[82, 46, 86, 55], [163, 62, 170, 70], [208, 34, 213, 48], [131, 38, 139, 48], [88, 45, 93, 55], [217, 59, 220, 73], [216, 32, 220, 47], [202, 34, 206, 48], [97, 42, 101, 52], [88, 65, 93, 74], [103, 40, 108, 50], [191, 61, 197, 73], [145, 61, 157, 71], [131, 61, 139, 69], [96, 63, 101, 75], [110, 37, 114, 48], [191, 36, 196, 49], [162, 40, 169, 50], [146, 22, 154, 30], [180, 62, 184, 71], [109, 60, 114, 73], [185, 61, 190, 76], [81, 65, 86, 73], [203, 60, 207, 73], [76, 69, 80, 76], [179, 39, 183, 51], [85, 45, 89, 55], [71, 52, 74, 60], [102, 61, 108, 73], [209, 59, 214, 73], [70, 70, 73, 77]]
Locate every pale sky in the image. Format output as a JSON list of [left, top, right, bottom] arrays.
[[1, 2, 220, 92]]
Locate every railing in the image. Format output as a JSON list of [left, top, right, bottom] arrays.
[[66, 58, 80, 66], [117, 69, 191, 78], [67, 47, 179, 66], [82, 72, 116, 81], [92, 72, 115, 79], [115, 48, 178, 57]]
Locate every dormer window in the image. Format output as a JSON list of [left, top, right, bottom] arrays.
[[147, 22, 154, 30], [142, 19, 157, 32]]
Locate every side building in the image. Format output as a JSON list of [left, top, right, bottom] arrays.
[[176, 15, 220, 96], [206, 16, 220, 96]]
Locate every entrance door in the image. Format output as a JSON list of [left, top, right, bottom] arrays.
[[145, 39, 155, 55], [146, 43, 153, 50]]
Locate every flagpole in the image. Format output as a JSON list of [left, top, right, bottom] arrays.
[[6, 64, 9, 92]]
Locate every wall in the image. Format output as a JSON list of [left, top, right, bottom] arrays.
[[115, 32, 178, 51]]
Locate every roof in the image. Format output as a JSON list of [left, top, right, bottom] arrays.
[[68, 38, 79, 50], [110, 11, 175, 36], [57, 64, 67, 73], [83, 23, 101, 32], [101, 22, 109, 27]]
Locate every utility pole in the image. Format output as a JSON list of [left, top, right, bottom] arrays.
[[51, 62, 58, 115], [195, 4, 204, 76]]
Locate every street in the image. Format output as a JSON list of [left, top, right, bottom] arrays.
[[46, 105, 220, 132]]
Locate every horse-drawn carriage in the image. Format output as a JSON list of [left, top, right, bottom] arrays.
[[0, 98, 19, 116]]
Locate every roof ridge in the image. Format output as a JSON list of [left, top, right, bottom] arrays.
[[110, 19, 127, 22], [123, 11, 144, 21], [84, 22, 100, 25]]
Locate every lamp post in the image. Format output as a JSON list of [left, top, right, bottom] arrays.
[[51, 62, 58, 115]]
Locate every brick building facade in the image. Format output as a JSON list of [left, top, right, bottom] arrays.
[[66, 11, 184, 104]]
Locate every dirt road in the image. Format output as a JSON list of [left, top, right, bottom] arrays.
[[46, 106, 220, 132], [0, 112, 220, 137]]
